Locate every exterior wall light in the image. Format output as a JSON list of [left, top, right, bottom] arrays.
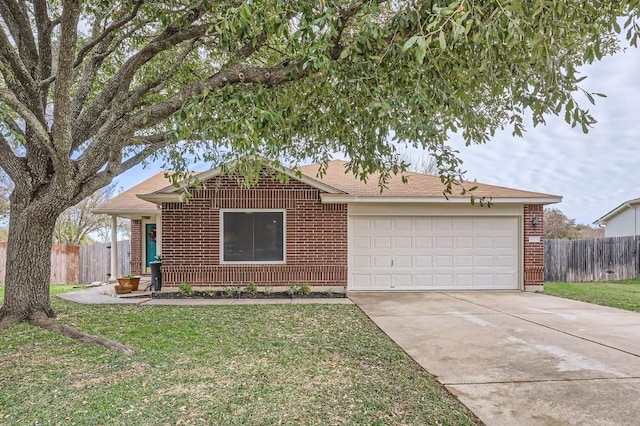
[[532, 216, 539, 228]]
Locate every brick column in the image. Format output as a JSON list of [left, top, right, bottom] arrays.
[[523, 204, 544, 291], [130, 219, 142, 275]]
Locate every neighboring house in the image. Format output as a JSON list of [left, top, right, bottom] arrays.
[[94, 159, 561, 292], [593, 198, 640, 237]]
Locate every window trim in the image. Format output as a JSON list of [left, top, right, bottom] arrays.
[[219, 209, 287, 264]]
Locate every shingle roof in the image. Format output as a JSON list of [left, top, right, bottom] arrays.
[[593, 197, 640, 225], [299, 160, 560, 200], [95, 160, 561, 216], [93, 172, 174, 216]]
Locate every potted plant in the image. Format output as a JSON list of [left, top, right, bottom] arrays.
[[117, 274, 141, 291], [114, 282, 132, 294]]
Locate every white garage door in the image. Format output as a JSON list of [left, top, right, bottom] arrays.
[[349, 216, 519, 290]]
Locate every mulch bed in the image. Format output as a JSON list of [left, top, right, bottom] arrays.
[[134, 290, 347, 299]]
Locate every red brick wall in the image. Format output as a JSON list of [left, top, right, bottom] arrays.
[[160, 173, 348, 287], [130, 219, 142, 275], [523, 204, 544, 289]]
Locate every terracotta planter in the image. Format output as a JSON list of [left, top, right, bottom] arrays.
[[114, 285, 132, 294], [117, 277, 141, 291]]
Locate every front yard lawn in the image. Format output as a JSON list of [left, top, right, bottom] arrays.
[[0, 284, 78, 301], [0, 294, 478, 425], [544, 278, 640, 312]]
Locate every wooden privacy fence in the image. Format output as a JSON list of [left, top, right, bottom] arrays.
[[79, 240, 130, 284], [544, 236, 639, 282], [0, 242, 80, 284], [0, 240, 130, 284]]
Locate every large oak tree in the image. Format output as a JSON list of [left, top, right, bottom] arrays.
[[0, 1, 637, 348]]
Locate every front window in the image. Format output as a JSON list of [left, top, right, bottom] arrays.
[[222, 210, 285, 263]]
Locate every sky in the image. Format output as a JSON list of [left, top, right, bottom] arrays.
[[117, 45, 640, 226]]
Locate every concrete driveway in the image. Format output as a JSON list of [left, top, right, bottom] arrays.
[[350, 291, 640, 426]]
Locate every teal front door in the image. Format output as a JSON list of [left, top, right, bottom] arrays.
[[145, 223, 157, 272]]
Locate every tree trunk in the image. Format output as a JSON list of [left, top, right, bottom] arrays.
[[0, 189, 134, 354], [0, 199, 59, 326]]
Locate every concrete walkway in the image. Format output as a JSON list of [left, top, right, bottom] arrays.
[[350, 291, 640, 426], [57, 284, 353, 305]]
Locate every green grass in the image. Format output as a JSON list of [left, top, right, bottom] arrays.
[[0, 284, 78, 301], [545, 278, 640, 312], [0, 294, 478, 425]]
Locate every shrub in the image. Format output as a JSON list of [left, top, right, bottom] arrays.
[[223, 286, 235, 298], [179, 283, 193, 295], [246, 281, 258, 295], [297, 282, 311, 296]]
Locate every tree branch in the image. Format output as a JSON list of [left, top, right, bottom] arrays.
[[74, 0, 144, 68], [34, 0, 54, 106], [0, 109, 24, 139], [331, 1, 368, 59], [122, 39, 200, 114], [71, 24, 139, 122], [0, 88, 53, 155], [0, 133, 26, 183], [52, 0, 82, 154], [127, 62, 307, 132], [0, 0, 38, 75], [73, 5, 212, 147], [0, 22, 38, 103], [120, 140, 168, 173]]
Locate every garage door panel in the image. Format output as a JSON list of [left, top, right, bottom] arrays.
[[373, 255, 391, 268], [394, 236, 412, 249], [456, 218, 473, 230], [353, 236, 372, 249], [373, 274, 392, 287], [352, 255, 371, 268], [436, 236, 453, 248], [475, 274, 495, 287], [435, 274, 454, 286], [435, 255, 454, 267], [351, 274, 372, 289], [435, 219, 453, 230], [476, 236, 495, 248], [415, 237, 433, 249], [349, 216, 519, 290], [414, 274, 433, 286], [414, 218, 433, 230], [394, 255, 412, 268], [456, 255, 473, 267], [456, 274, 474, 286], [374, 236, 391, 248], [456, 236, 474, 248], [352, 217, 372, 232], [496, 236, 515, 248], [495, 274, 517, 287], [476, 255, 494, 267], [394, 275, 413, 287], [415, 255, 433, 267], [394, 218, 412, 230], [373, 218, 391, 231], [497, 255, 516, 267]]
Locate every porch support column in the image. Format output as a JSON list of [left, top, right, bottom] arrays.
[[156, 207, 162, 257], [109, 215, 118, 282]]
